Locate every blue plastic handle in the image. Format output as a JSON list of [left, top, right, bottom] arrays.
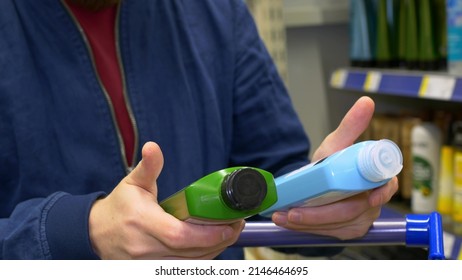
[[405, 212, 445, 260]]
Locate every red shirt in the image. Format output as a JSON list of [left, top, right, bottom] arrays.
[[67, 2, 135, 166]]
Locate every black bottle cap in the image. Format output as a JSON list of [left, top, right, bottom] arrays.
[[221, 168, 268, 211]]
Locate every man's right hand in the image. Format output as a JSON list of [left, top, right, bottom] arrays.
[[88, 141, 245, 259]]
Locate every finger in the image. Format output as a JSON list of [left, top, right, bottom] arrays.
[[273, 205, 381, 240], [272, 192, 371, 227], [275, 205, 381, 230], [163, 221, 244, 259], [281, 208, 379, 240], [313, 96, 375, 161], [163, 248, 229, 260], [368, 177, 399, 207], [151, 212, 245, 251], [124, 141, 164, 194]]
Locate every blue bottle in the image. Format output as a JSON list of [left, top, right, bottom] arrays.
[[260, 139, 403, 217], [350, 0, 378, 67], [447, 0, 462, 75]]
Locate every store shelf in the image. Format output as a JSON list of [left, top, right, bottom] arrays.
[[329, 66, 462, 258], [283, 0, 349, 27], [330, 68, 462, 103]]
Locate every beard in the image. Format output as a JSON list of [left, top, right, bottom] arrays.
[[67, 0, 121, 11]]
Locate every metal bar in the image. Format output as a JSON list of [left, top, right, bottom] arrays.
[[234, 218, 407, 248]]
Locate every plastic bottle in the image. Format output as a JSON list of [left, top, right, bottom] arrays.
[[418, 0, 439, 70], [397, 0, 408, 68], [452, 121, 462, 234], [375, 0, 399, 68], [434, 0, 448, 70], [376, 0, 393, 68], [160, 167, 277, 224], [404, 0, 419, 70], [411, 122, 442, 213], [437, 120, 454, 225], [260, 139, 403, 217], [349, 0, 376, 67], [447, 0, 462, 75]]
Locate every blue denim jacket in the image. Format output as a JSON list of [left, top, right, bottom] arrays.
[[0, 0, 310, 259]]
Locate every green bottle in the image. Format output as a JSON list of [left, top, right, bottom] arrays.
[[418, 0, 438, 70], [376, 0, 391, 68], [349, 0, 377, 67], [376, 0, 398, 68], [433, 0, 447, 70], [405, 0, 419, 69], [160, 167, 277, 224], [397, 0, 408, 68]]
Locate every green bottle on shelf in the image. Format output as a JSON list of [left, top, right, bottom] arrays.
[[349, 0, 377, 67], [418, 0, 439, 70], [434, 0, 447, 70], [397, 0, 407, 68], [160, 167, 277, 224], [404, 0, 419, 69], [376, 0, 398, 68]]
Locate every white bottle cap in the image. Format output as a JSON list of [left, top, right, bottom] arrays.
[[357, 139, 403, 182]]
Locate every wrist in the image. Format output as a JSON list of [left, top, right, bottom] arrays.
[[88, 197, 105, 258]]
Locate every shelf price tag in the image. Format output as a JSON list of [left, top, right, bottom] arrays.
[[363, 71, 382, 92], [330, 69, 347, 88], [418, 75, 456, 100]]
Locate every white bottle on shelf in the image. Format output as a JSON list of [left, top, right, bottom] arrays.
[[411, 122, 442, 213]]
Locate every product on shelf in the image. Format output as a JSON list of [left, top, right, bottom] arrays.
[[376, 0, 397, 68], [350, 0, 448, 71], [411, 121, 442, 213], [452, 120, 462, 234], [447, 0, 462, 75], [436, 111, 455, 225], [400, 116, 422, 202], [349, 0, 377, 67], [419, 0, 439, 70]]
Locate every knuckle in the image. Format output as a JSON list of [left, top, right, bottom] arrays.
[[162, 226, 188, 249], [125, 242, 150, 259]]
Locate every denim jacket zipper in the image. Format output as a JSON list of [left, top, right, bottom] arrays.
[[62, 1, 139, 174]]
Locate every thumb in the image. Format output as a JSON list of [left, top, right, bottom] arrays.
[[312, 96, 375, 161], [124, 141, 164, 195]]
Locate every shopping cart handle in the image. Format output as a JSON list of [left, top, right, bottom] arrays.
[[405, 212, 445, 260], [234, 212, 445, 260]]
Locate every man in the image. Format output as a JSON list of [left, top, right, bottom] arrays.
[[0, 0, 397, 259]]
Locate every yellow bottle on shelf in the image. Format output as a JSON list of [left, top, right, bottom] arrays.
[[437, 113, 455, 225], [452, 121, 462, 235], [437, 145, 454, 222]]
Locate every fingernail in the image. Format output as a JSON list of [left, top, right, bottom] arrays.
[[239, 220, 246, 231], [222, 227, 234, 241], [273, 213, 288, 225], [289, 211, 302, 223]]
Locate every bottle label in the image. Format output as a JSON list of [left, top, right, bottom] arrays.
[[412, 156, 434, 196]]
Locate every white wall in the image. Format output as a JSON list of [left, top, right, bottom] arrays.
[[285, 23, 355, 156]]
